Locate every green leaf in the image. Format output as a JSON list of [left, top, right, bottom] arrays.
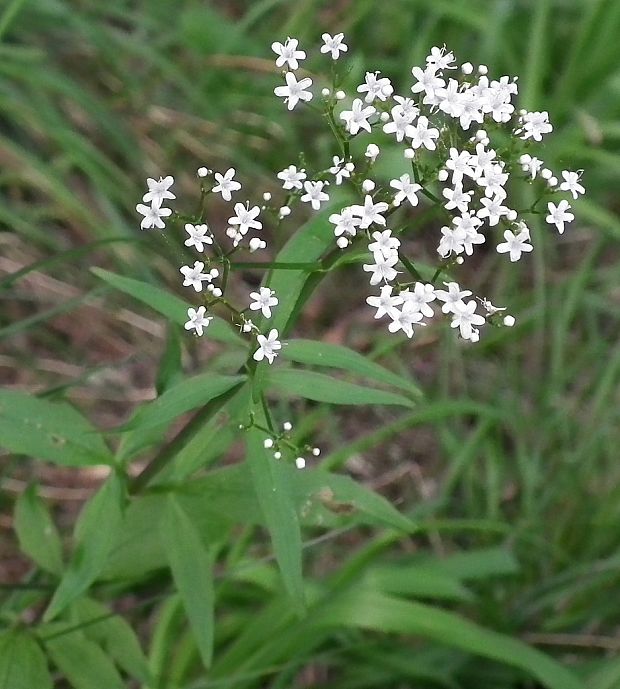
[[73, 598, 151, 684], [46, 634, 126, 689], [14, 485, 63, 575], [282, 339, 420, 396], [44, 473, 124, 621], [314, 590, 584, 689], [0, 631, 52, 689], [284, 465, 414, 532], [267, 368, 416, 408], [117, 373, 246, 433], [587, 656, 620, 689], [0, 391, 112, 467], [162, 496, 215, 668], [91, 267, 244, 346], [266, 210, 337, 335], [364, 564, 473, 602], [247, 418, 304, 609]]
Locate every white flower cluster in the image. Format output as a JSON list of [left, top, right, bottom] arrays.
[[269, 37, 585, 342], [137, 33, 586, 359]]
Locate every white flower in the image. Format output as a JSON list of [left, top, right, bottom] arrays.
[[437, 225, 465, 258], [477, 163, 509, 199], [249, 287, 278, 318], [388, 304, 424, 338], [435, 282, 472, 314], [353, 195, 389, 229], [136, 203, 172, 230], [445, 148, 475, 185], [471, 142, 497, 178], [546, 200, 574, 234], [390, 174, 421, 207], [184, 306, 212, 336], [442, 184, 473, 213], [142, 176, 175, 208], [401, 282, 436, 318], [274, 71, 313, 110], [212, 168, 241, 201], [451, 300, 485, 340], [321, 32, 348, 60], [436, 79, 464, 118], [184, 223, 213, 252], [411, 65, 445, 98], [253, 329, 282, 364], [559, 171, 585, 200], [300, 180, 329, 210], [408, 115, 439, 150], [363, 250, 399, 285], [497, 228, 533, 262], [340, 98, 376, 135], [357, 71, 393, 103], [329, 207, 360, 237], [520, 111, 553, 141], [519, 153, 543, 179], [457, 90, 484, 130], [180, 261, 214, 292], [426, 46, 456, 70], [271, 37, 306, 70], [228, 202, 262, 236], [366, 285, 404, 319], [329, 156, 352, 185], [368, 229, 400, 258], [477, 195, 511, 226], [278, 165, 306, 190], [382, 106, 416, 142]]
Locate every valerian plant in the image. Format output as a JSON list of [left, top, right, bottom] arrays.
[[4, 33, 588, 689]]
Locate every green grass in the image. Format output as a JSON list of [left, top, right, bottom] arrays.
[[1, 1, 620, 688]]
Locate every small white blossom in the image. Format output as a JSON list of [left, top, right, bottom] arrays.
[[435, 282, 472, 314], [249, 287, 279, 318], [184, 223, 213, 252], [253, 329, 282, 364], [212, 168, 241, 201], [366, 285, 404, 319], [180, 261, 214, 292], [497, 228, 533, 262], [353, 195, 389, 229], [426, 46, 456, 70], [301, 180, 329, 210], [443, 184, 473, 213], [136, 203, 171, 230], [408, 115, 439, 150], [329, 207, 360, 237], [278, 165, 306, 190], [142, 176, 175, 207], [184, 306, 212, 336], [340, 98, 376, 136], [559, 171, 585, 200], [388, 304, 424, 338], [519, 111, 553, 141], [329, 156, 352, 185], [401, 282, 436, 318], [363, 250, 399, 285], [271, 37, 306, 70], [228, 202, 262, 236], [274, 71, 313, 110], [321, 32, 348, 60], [368, 229, 400, 258], [357, 71, 393, 103], [451, 300, 485, 340], [546, 200, 574, 234], [411, 65, 445, 99], [519, 153, 543, 179], [390, 174, 422, 207], [477, 195, 511, 226]]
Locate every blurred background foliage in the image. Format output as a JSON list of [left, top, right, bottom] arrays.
[[1, 0, 620, 687]]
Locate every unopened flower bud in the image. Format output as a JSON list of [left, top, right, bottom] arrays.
[[295, 457, 306, 469], [503, 315, 515, 327], [362, 179, 375, 193], [461, 62, 473, 75]]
